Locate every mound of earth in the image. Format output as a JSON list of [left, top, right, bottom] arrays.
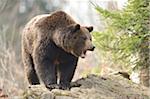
[[18, 75, 149, 99]]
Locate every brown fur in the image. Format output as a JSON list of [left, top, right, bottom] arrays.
[[22, 11, 94, 90]]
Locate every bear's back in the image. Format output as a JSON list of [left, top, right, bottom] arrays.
[[27, 11, 76, 31], [22, 11, 76, 54], [23, 11, 76, 40]]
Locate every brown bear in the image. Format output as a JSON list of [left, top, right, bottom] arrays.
[[22, 11, 95, 90]]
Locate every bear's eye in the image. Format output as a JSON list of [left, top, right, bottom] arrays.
[[73, 36, 77, 39]]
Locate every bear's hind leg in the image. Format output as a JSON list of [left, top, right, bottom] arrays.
[[22, 50, 40, 85], [33, 47, 58, 90]]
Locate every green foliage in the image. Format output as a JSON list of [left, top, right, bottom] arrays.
[[93, 0, 150, 69]]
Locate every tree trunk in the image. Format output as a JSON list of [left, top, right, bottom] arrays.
[[139, 36, 150, 87], [140, 67, 149, 87]]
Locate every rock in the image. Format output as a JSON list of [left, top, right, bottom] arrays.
[[20, 74, 150, 99]]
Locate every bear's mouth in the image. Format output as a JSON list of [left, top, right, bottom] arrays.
[[80, 50, 87, 58]]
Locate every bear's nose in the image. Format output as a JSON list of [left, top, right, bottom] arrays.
[[89, 46, 95, 51]]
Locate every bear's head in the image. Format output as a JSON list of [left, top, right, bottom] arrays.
[[53, 24, 95, 58]]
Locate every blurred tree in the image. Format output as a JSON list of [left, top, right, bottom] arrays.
[[93, 0, 150, 87]]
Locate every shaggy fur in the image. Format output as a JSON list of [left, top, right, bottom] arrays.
[[22, 11, 94, 90]]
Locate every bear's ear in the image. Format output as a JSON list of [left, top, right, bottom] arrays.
[[86, 26, 93, 32], [74, 24, 80, 32]]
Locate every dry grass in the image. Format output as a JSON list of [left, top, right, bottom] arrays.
[[0, 27, 26, 97]]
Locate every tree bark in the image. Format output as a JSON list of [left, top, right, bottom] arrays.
[[139, 36, 150, 87]]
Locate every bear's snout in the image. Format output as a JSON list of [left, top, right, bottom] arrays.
[[88, 46, 95, 51]]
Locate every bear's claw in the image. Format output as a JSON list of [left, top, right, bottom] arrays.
[[46, 84, 59, 91]]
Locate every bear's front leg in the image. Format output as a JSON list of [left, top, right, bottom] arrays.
[[58, 57, 79, 90], [33, 44, 58, 90]]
